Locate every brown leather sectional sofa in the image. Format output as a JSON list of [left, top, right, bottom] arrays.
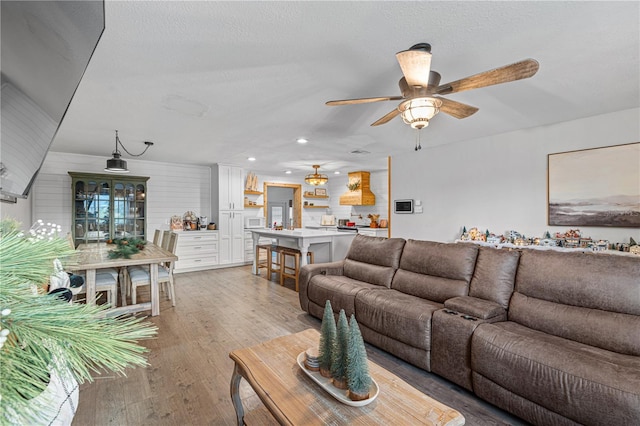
[[298, 234, 640, 425]]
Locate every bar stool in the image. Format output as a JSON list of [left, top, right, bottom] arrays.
[[255, 244, 272, 276], [279, 248, 314, 292]]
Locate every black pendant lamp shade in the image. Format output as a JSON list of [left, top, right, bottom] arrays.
[[105, 130, 153, 173]]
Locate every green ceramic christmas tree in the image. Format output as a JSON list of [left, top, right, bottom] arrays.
[[331, 309, 349, 389], [318, 300, 336, 378], [347, 315, 372, 401]]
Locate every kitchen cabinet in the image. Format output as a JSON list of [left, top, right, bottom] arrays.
[[358, 228, 389, 238], [219, 211, 245, 264], [213, 164, 244, 211], [212, 164, 245, 266], [69, 172, 149, 247], [173, 231, 219, 273]]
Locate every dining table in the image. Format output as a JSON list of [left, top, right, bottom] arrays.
[[70, 242, 177, 316]]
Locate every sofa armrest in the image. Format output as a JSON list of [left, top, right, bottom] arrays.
[[299, 261, 345, 312], [444, 296, 507, 321]]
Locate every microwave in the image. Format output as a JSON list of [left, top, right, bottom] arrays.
[[394, 199, 414, 214], [245, 216, 265, 228]]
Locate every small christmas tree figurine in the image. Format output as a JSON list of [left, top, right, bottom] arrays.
[[347, 315, 372, 401], [318, 300, 337, 378], [331, 309, 349, 389]]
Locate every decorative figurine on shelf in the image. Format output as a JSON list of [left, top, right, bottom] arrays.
[[347, 315, 372, 401], [331, 310, 349, 389], [318, 300, 336, 378]]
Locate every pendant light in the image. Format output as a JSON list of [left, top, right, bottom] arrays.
[[304, 165, 328, 186], [105, 130, 154, 173]]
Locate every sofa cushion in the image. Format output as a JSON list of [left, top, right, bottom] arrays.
[[472, 321, 640, 425], [391, 240, 478, 302], [512, 250, 640, 354], [469, 247, 519, 309], [355, 288, 442, 351], [307, 274, 385, 317], [515, 250, 640, 314], [509, 292, 640, 355], [342, 235, 406, 287]]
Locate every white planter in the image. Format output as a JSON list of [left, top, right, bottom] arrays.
[[9, 366, 80, 426]]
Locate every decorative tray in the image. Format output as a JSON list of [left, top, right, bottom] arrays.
[[296, 352, 379, 407]]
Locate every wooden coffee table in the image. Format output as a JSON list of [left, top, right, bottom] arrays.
[[229, 328, 465, 425]]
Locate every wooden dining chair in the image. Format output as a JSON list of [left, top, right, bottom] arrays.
[[127, 232, 178, 306], [152, 229, 162, 245], [66, 233, 119, 306]]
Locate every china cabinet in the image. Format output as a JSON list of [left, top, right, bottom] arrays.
[[69, 172, 149, 247]]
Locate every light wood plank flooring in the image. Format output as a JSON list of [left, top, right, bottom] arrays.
[[73, 266, 528, 425]]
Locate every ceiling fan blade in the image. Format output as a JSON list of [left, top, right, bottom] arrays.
[[436, 97, 479, 119], [396, 47, 432, 88], [326, 96, 403, 106], [435, 59, 539, 95], [371, 108, 401, 126]]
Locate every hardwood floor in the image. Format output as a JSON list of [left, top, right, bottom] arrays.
[[73, 266, 528, 425]]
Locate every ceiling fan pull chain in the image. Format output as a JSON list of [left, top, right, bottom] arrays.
[[415, 130, 422, 151]]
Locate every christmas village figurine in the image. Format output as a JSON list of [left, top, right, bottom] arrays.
[[459, 224, 637, 255], [308, 300, 373, 401]]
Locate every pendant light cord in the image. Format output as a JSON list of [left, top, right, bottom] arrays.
[[114, 130, 154, 157]]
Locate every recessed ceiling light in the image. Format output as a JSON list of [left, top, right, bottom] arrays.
[[247, 157, 256, 161], [296, 138, 308, 144], [334, 171, 341, 175], [285, 170, 292, 174], [350, 149, 370, 155]]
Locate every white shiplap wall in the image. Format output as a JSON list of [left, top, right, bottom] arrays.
[[33, 152, 211, 238]]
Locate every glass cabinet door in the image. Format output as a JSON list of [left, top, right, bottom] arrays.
[[69, 172, 149, 247]]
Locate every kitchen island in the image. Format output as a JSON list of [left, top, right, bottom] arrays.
[[249, 228, 356, 274]]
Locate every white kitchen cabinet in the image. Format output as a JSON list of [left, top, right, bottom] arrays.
[[219, 211, 245, 264], [173, 231, 219, 273], [212, 164, 245, 266], [212, 164, 245, 211], [358, 228, 389, 238]]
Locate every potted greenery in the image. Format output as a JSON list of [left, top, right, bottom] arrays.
[[0, 219, 157, 425]]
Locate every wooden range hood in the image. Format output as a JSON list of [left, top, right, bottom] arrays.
[[339, 171, 376, 206]]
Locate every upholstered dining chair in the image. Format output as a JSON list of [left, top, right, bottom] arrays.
[[126, 232, 178, 306]]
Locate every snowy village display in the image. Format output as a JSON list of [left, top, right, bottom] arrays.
[[458, 226, 638, 255]]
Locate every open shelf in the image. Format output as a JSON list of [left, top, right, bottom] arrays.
[[244, 190, 263, 195], [304, 205, 329, 209], [244, 204, 264, 208], [304, 194, 329, 199]]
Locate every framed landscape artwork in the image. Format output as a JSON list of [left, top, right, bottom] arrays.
[[548, 142, 640, 228]]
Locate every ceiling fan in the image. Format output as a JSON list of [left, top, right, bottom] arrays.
[[326, 43, 539, 149]]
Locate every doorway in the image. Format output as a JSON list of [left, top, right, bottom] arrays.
[[263, 182, 302, 228]]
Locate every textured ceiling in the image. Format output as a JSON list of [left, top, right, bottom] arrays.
[[50, 1, 639, 177]]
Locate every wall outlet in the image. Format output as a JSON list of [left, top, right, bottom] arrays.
[[415, 206, 423, 213]]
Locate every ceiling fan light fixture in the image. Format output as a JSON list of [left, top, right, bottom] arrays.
[[304, 164, 328, 186], [400, 97, 442, 130]]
